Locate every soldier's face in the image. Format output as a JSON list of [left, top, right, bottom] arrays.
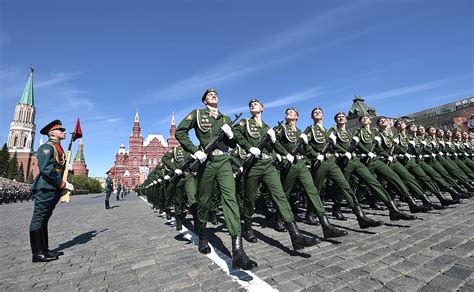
[[445, 131, 452, 138], [396, 122, 406, 131], [408, 125, 417, 133], [470, 132, 474, 140], [462, 132, 468, 139], [204, 92, 218, 107], [49, 128, 66, 140], [454, 132, 461, 139], [377, 118, 388, 128], [285, 109, 298, 122], [437, 130, 444, 137], [360, 116, 371, 126], [312, 109, 323, 121], [335, 114, 346, 125], [428, 128, 436, 135], [249, 102, 263, 114], [417, 127, 425, 135]]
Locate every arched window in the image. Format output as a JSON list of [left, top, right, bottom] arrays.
[[133, 157, 137, 166], [14, 136, 18, 147]]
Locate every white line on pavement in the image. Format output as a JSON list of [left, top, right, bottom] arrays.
[[139, 196, 277, 292]]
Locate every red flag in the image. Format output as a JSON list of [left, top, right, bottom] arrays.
[[72, 118, 83, 141]]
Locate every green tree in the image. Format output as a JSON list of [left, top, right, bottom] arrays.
[[6, 152, 18, 180], [27, 170, 35, 184], [16, 163, 25, 183], [70, 175, 104, 194], [0, 143, 9, 177]]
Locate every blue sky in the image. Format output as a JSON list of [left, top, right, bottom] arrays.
[[1, 0, 472, 177]]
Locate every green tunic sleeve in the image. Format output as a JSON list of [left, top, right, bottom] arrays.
[[175, 110, 199, 154]]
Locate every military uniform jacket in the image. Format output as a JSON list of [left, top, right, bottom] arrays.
[[161, 146, 192, 171], [374, 130, 395, 161], [105, 178, 113, 192], [394, 130, 410, 155], [31, 139, 66, 191], [233, 117, 288, 156], [354, 127, 378, 159], [328, 126, 352, 154], [175, 108, 235, 155], [275, 123, 309, 158], [303, 123, 330, 161]]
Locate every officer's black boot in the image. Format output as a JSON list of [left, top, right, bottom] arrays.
[[175, 214, 183, 231], [165, 208, 172, 220], [198, 230, 211, 254], [331, 201, 347, 221], [231, 235, 257, 270], [30, 229, 58, 262], [453, 185, 471, 198], [386, 200, 417, 220], [367, 193, 385, 210], [190, 203, 198, 232], [42, 227, 64, 257], [274, 215, 287, 232], [209, 211, 218, 225], [317, 214, 348, 238], [420, 193, 445, 210], [243, 222, 257, 243], [286, 221, 321, 250], [435, 190, 459, 206], [352, 205, 383, 229], [105, 200, 110, 209], [304, 205, 320, 225], [447, 188, 464, 202], [406, 196, 431, 213], [461, 182, 474, 193]]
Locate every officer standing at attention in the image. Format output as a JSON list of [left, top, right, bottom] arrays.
[[105, 169, 113, 209], [175, 88, 257, 270], [116, 180, 122, 201], [30, 120, 74, 262]]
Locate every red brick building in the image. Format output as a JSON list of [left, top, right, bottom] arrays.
[[72, 139, 89, 176]]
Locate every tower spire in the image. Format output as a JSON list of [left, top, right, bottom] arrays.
[[19, 67, 34, 106], [135, 108, 139, 123], [171, 111, 175, 126]]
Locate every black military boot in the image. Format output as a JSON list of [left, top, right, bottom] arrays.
[[105, 200, 110, 209], [405, 196, 431, 213], [386, 200, 417, 220], [243, 223, 257, 243], [453, 185, 472, 198], [435, 190, 459, 206], [304, 206, 319, 225], [198, 230, 211, 254], [209, 211, 218, 225], [30, 229, 58, 262], [332, 201, 347, 221], [231, 235, 257, 270], [447, 188, 464, 202], [165, 209, 172, 220], [352, 205, 383, 229], [175, 214, 183, 231], [461, 182, 474, 193], [367, 193, 385, 210], [190, 204, 198, 232], [317, 214, 348, 238], [43, 227, 64, 257], [420, 193, 445, 210], [286, 221, 321, 250], [274, 215, 287, 232]]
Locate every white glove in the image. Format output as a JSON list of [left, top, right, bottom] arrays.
[[299, 133, 308, 145], [404, 153, 411, 160], [329, 133, 337, 145], [393, 138, 400, 144], [158, 179, 163, 183], [352, 136, 360, 144], [439, 141, 445, 146], [239, 166, 244, 173], [64, 181, 75, 191], [409, 140, 416, 147], [344, 152, 352, 160], [388, 156, 394, 162], [374, 136, 382, 146], [368, 152, 376, 159], [421, 141, 427, 146], [286, 154, 295, 163], [431, 153, 436, 158], [317, 154, 324, 161], [249, 147, 261, 157], [439, 152, 444, 156], [194, 150, 207, 163], [276, 154, 282, 162], [164, 175, 170, 180], [454, 153, 458, 157], [153, 180, 158, 185], [221, 124, 234, 139], [174, 169, 183, 175], [431, 140, 436, 146], [267, 128, 276, 143], [464, 152, 469, 156]]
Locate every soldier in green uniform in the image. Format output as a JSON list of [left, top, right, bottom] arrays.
[[446, 130, 474, 174], [162, 146, 198, 231], [304, 107, 383, 228], [233, 99, 323, 247], [30, 120, 73, 262], [275, 107, 348, 238], [392, 120, 447, 208], [175, 88, 256, 270], [116, 180, 122, 201], [105, 170, 113, 209], [331, 113, 415, 220]]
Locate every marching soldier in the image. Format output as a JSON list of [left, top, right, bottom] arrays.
[[445, 130, 474, 176], [116, 180, 122, 201], [175, 88, 257, 270], [304, 107, 383, 228], [105, 169, 113, 209], [233, 99, 324, 247], [275, 107, 348, 238], [330, 112, 415, 220], [29, 120, 74, 262]]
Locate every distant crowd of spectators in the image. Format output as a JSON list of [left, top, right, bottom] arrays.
[[0, 177, 34, 204]]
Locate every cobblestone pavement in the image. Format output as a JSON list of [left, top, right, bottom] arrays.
[[0, 193, 473, 291]]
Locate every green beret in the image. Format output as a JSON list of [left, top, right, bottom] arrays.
[[418, 125, 425, 129], [248, 98, 264, 107], [358, 114, 370, 122], [394, 119, 404, 127], [285, 107, 299, 117], [333, 112, 346, 121], [202, 88, 217, 102], [311, 107, 323, 116], [376, 116, 386, 124]]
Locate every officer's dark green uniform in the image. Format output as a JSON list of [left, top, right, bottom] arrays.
[[105, 171, 113, 209], [116, 182, 122, 201], [162, 146, 197, 230], [448, 136, 474, 177], [175, 88, 256, 270], [304, 108, 382, 229], [30, 120, 69, 262], [275, 108, 347, 238]]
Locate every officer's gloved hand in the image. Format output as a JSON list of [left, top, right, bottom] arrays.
[[388, 156, 394, 162], [317, 154, 324, 161], [221, 124, 234, 139], [421, 141, 427, 146], [344, 152, 352, 160], [164, 175, 170, 181], [299, 133, 308, 145], [276, 154, 282, 162], [404, 153, 411, 160], [352, 136, 360, 144], [286, 154, 295, 163], [393, 138, 400, 144], [409, 140, 416, 147], [249, 147, 261, 158], [194, 150, 207, 163], [328, 132, 337, 145], [158, 179, 163, 183], [267, 129, 276, 143], [374, 136, 382, 146], [153, 180, 158, 185], [64, 181, 75, 191], [174, 169, 183, 175], [439, 152, 444, 156], [368, 152, 376, 159]]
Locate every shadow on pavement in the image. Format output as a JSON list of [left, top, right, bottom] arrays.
[[53, 229, 108, 252]]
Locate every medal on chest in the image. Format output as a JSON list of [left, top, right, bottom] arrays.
[[311, 126, 326, 144]]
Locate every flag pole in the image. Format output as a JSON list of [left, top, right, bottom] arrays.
[[60, 118, 83, 203]]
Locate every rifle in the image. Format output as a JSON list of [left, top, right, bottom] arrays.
[[361, 142, 377, 165], [169, 157, 194, 184], [386, 144, 396, 166], [338, 136, 359, 167], [60, 118, 83, 203], [282, 136, 305, 171], [187, 113, 243, 172], [311, 138, 333, 172]]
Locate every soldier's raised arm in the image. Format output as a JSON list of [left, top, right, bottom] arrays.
[[175, 110, 199, 155]]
